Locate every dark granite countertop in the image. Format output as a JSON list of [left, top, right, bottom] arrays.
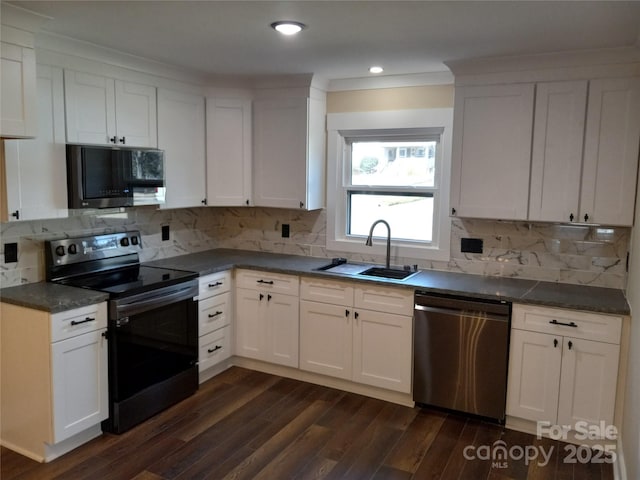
[[146, 248, 630, 315], [1, 249, 629, 315], [0, 282, 109, 314]]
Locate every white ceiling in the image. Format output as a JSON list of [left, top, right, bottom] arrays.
[[8, 1, 640, 82]]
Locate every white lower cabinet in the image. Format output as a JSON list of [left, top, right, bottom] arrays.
[[299, 277, 413, 393], [1, 301, 108, 462], [235, 270, 299, 368], [299, 300, 353, 380], [507, 304, 621, 429], [197, 271, 232, 378], [51, 328, 108, 441]]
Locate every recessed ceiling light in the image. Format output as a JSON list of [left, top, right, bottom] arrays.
[[369, 66, 384, 74], [271, 21, 305, 35]]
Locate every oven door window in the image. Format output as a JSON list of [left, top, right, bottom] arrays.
[[110, 297, 197, 402]]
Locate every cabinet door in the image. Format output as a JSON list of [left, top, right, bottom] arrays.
[[51, 328, 108, 443], [64, 70, 116, 144], [157, 89, 206, 208], [529, 81, 587, 222], [4, 65, 68, 221], [506, 329, 562, 423], [206, 97, 252, 206], [234, 288, 265, 360], [0, 42, 36, 138], [580, 77, 640, 226], [253, 97, 307, 209], [557, 337, 620, 428], [352, 309, 412, 393], [114, 80, 157, 147], [450, 84, 534, 220], [265, 293, 299, 368], [299, 300, 352, 379]]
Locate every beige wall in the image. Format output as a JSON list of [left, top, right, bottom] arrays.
[[327, 84, 454, 113]]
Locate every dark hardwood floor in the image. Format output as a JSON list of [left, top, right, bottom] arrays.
[[1, 367, 614, 480]]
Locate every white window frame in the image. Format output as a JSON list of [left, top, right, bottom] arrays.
[[327, 108, 453, 262]]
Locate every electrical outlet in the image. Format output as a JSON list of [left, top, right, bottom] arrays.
[[4, 243, 18, 263], [282, 224, 290, 238], [161, 225, 170, 241], [461, 238, 483, 254]]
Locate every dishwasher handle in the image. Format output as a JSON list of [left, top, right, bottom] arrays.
[[414, 304, 509, 322], [415, 292, 510, 316]]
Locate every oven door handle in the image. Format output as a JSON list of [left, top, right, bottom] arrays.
[[112, 283, 197, 319]]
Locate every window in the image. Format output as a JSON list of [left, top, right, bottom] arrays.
[[327, 109, 453, 261]]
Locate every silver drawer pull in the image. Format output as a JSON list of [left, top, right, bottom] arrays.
[[208, 311, 223, 318], [549, 319, 578, 328], [70, 316, 95, 326]]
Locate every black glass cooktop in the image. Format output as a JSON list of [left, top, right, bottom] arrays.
[[59, 265, 198, 297]]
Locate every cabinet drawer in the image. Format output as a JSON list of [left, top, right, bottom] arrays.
[[199, 326, 231, 372], [354, 286, 413, 317], [300, 277, 354, 306], [235, 269, 299, 296], [51, 303, 107, 343], [512, 304, 622, 344], [199, 270, 231, 299], [199, 291, 231, 336]]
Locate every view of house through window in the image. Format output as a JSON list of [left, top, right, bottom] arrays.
[[346, 137, 439, 243]]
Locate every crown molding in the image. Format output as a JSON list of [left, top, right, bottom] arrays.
[[444, 46, 640, 80], [34, 31, 209, 89], [328, 71, 454, 92], [1, 3, 50, 32]]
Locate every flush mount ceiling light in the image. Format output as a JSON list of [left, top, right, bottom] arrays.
[[271, 21, 305, 35], [369, 66, 384, 74]]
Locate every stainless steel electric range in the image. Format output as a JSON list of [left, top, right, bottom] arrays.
[[45, 231, 199, 434]]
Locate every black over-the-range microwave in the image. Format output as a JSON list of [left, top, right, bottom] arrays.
[[66, 144, 166, 209]]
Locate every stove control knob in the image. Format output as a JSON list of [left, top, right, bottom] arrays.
[[131, 235, 139, 246], [120, 237, 130, 247], [68, 244, 78, 255], [55, 245, 65, 256]]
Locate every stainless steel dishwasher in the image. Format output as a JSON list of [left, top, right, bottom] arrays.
[[413, 292, 511, 422]]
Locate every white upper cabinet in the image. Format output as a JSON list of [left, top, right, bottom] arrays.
[[157, 88, 206, 209], [64, 70, 157, 147], [253, 94, 325, 210], [529, 81, 587, 222], [1, 41, 36, 138], [530, 78, 640, 226], [452, 77, 640, 226], [206, 97, 252, 206], [4, 65, 68, 221], [450, 83, 535, 220], [529, 81, 587, 223], [580, 78, 640, 226]]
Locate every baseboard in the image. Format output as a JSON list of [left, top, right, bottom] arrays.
[[229, 356, 414, 407]]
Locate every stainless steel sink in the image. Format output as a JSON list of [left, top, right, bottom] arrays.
[[315, 260, 419, 280], [359, 266, 418, 280]]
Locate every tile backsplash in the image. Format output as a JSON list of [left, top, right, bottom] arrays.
[[0, 206, 630, 289]]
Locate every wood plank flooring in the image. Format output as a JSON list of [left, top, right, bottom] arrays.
[[1, 367, 614, 480]]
